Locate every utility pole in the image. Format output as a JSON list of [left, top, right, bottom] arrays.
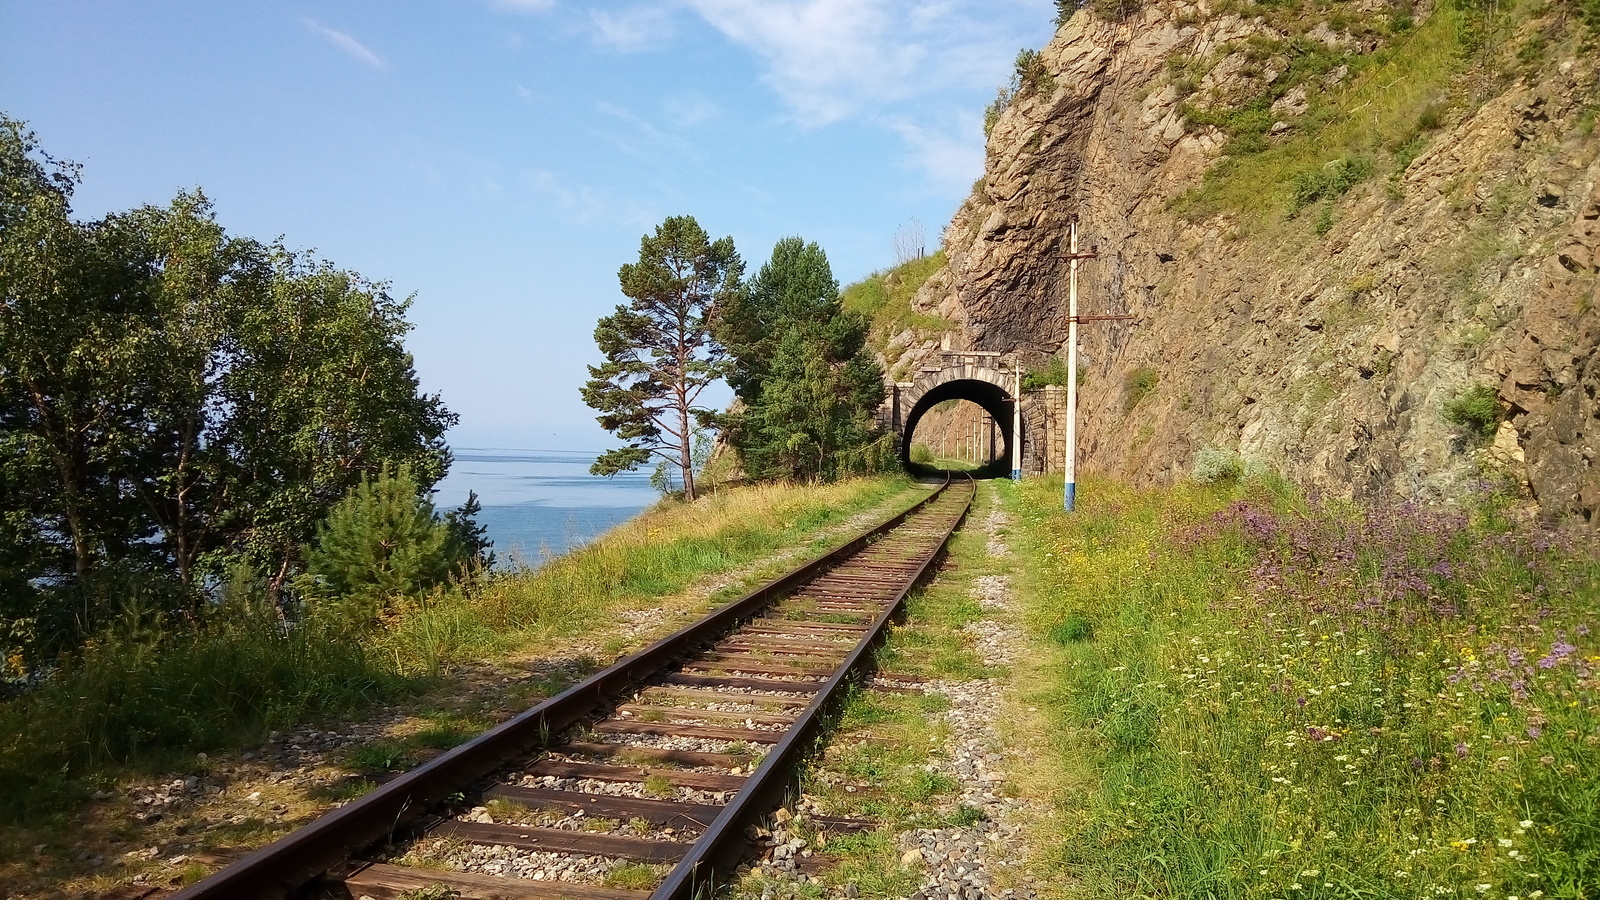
[[1011, 366, 1023, 481], [1060, 220, 1131, 512]]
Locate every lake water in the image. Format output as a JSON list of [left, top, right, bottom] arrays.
[[432, 448, 659, 567]]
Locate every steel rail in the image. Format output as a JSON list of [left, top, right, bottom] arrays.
[[168, 478, 962, 900], [650, 476, 973, 900]]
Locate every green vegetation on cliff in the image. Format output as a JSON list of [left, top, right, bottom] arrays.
[[841, 252, 954, 380], [1171, 0, 1596, 228]]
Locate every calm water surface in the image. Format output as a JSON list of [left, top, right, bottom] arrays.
[[433, 449, 658, 567]]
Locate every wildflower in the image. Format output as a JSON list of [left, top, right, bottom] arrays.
[[1476, 886, 1490, 893], [1519, 820, 1533, 829], [1301, 869, 1320, 877], [1455, 742, 1470, 758], [1449, 838, 1478, 851], [1527, 725, 1542, 739], [1498, 838, 1513, 847]]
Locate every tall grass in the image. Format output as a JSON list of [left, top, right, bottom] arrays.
[[841, 253, 952, 377], [1175, 3, 1483, 223], [0, 476, 914, 824], [0, 600, 396, 821], [1013, 474, 1600, 898], [375, 476, 916, 672]]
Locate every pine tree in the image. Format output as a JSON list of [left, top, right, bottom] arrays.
[[299, 464, 456, 626], [581, 216, 741, 501], [719, 238, 886, 482]]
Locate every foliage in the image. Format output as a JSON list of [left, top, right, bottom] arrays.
[[0, 586, 396, 821], [719, 237, 887, 482], [1172, 3, 1501, 225], [0, 114, 454, 669], [298, 465, 465, 628], [1290, 155, 1375, 211], [839, 252, 950, 369], [1013, 474, 1600, 898], [1192, 446, 1248, 484], [1022, 356, 1077, 390], [984, 48, 1057, 138], [582, 215, 741, 502], [1124, 366, 1158, 411], [1444, 382, 1503, 440], [0, 476, 915, 824], [443, 490, 494, 572]]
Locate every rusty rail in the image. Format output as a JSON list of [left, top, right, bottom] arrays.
[[168, 476, 974, 900]]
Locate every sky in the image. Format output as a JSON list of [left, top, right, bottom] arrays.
[[1, 0, 1059, 451]]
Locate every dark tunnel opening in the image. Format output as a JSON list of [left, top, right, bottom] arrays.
[[899, 379, 1015, 480]]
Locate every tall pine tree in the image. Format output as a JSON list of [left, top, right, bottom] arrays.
[[718, 238, 886, 482], [581, 215, 741, 501]]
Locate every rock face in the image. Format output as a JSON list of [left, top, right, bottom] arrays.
[[896, 0, 1600, 527]]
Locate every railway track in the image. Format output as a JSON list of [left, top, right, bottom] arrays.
[[168, 476, 975, 900]]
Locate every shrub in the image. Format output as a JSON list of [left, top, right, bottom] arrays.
[[1022, 356, 1075, 390], [1125, 367, 1158, 410], [1290, 155, 1375, 211], [1192, 446, 1245, 484], [909, 443, 935, 464], [1443, 382, 1502, 440], [299, 464, 462, 627]]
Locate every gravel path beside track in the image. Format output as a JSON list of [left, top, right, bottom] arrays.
[[891, 498, 1045, 900]]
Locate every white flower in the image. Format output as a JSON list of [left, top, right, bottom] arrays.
[[1520, 820, 1534, 828], [1498, 838, 1513, 847], [1476, 886, 1491, 894], [1301, 870, 1321, 877]]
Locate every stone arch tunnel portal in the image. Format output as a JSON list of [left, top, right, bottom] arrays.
[[898, 378, 1015, 479]]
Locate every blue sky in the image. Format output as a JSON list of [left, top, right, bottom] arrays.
[[1, 0, 1058, 451]]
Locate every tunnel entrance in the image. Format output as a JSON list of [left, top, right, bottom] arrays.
[[899, 378, 1014, 480]]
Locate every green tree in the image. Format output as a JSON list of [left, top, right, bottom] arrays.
[[718, 237, 886, 482], [581, 215, 741, 501], [298, 464, 456, 627], [0, 114, 456, 654]]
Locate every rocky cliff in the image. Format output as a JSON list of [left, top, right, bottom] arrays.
[[894, 0, 1600, 526]]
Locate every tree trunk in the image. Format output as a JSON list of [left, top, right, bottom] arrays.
[[679, 402, 696, 502]]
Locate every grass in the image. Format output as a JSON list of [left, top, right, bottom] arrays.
[[840, 252, 953, 373], [1172, 2, 1501, 226], [374, 476, 920, 676], [1445, 383, 1504, 441], [1010, 472, 1600, 898], [0, 476, 919, 830]]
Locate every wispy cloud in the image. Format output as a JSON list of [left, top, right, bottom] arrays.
[[662, 93, 721, 127], [594, 102, 697, 159], [302, 18, 385, 69], [490, 0, 557, 13], [521, 168, 659, 230], [888, 113, 987, 190], [589, 5, 676, 51], [680, 0, 1045, 125]]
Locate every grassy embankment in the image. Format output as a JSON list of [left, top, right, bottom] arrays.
[[841, 252, 952, 382], [1011, 473, 1599, 898], [0, 476, 918, 828]]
